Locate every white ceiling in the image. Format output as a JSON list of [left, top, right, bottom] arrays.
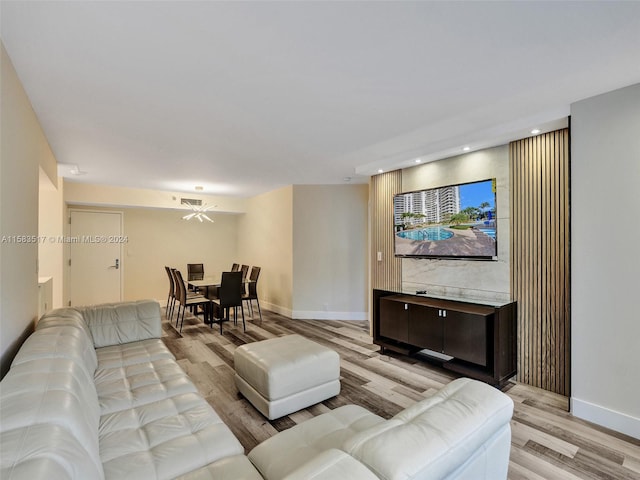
[[2, 1, 639, 197]]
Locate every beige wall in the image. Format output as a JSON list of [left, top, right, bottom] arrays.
[[65, 205, 239, 304], [292, 185, 368, 319], [65, 183, 369, 320], [571, 83, 640, 438], [38, 169, 64, 308], [1, 44, 57, 376], [400, 145, 510, 303], [237, 186, 293, 315]]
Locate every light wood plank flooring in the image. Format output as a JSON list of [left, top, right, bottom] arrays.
[[162, 307, 640, 480]]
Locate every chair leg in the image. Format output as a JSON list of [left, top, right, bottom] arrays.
[[256, 298, 263, 324], [221, 307, 228, 335], [179, 306, 186, 333], [241, 304, 246, 332], [175, 304, 181, 328], [205, 302, 211, 326], [169, 297, 176, 321]]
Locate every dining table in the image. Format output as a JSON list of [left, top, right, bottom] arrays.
[[187, 275, 254, 299], [188, 276, 220, 299]]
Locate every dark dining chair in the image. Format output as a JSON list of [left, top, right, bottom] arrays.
[[240, 264, 249, 280], [165, 266, 177, 321], [186, 263, 207, 314], [240, 264, 250, 293], [231, 263, 240, 272], [187, 263, 205, 281], [242, 266, 262, 324], [209, 271, 245, 334], [171, 267, 200, 318], [174, 269, 210, 333]]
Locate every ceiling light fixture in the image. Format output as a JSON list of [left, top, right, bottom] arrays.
[[415, 159, 422, 164], [69, 164, 87, 175], [377, 169, 384, 174], [463, 146, 470, 152], [531, 129, 541, 135], [182, 202, 216, 223]]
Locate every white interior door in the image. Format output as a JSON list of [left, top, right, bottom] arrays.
[[69, 210, 122, 306]]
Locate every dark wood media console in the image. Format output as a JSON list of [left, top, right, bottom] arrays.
[[373, 289, 517, 387]]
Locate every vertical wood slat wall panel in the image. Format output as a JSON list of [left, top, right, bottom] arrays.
[[510, 129, 570, 396], [370, 170, 402, 292]]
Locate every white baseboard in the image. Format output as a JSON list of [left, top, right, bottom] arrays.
[[260, 301, 367, 321], [260, 301, 292, 318], [292, 310, 368, 321], [571, 397, 640, 439]]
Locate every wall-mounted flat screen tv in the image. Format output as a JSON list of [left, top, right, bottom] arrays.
[[393, 178, 497, 260]]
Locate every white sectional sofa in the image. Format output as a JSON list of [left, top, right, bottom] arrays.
[[0, 301, 261, 480], [0, 300, 514, 480], [250, 378, 515, 480]]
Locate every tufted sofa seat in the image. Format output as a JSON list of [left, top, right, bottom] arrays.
[[1, 300, 514, 480]]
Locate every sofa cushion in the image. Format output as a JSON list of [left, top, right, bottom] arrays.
[[78, 300, 162, 347], [12, 324, 97, 377], [282, 448, 379, 480], [248, 404, 385, 480], [1, 357, 101, 433], [6, 324, 101, 426], [95, 357, 199, 415], [96, 338, 175, 369], [342, 378, 514, 480], [37, 307, 95, 344], [98, 393, 245, 480], [174, 455, 263, 480], [0, 423, 105, 480], [0, 356, 103, 479]]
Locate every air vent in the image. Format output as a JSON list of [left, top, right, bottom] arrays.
[[181, 198, 202, 206]]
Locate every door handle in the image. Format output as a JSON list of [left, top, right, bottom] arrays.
[[109, 259, 119, 269]]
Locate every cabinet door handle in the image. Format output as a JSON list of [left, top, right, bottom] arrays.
[[443, 310, 447, 317], [404, 303, 408, 310]]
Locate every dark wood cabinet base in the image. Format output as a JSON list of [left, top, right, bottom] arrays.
[[373, 289, 517, 387]]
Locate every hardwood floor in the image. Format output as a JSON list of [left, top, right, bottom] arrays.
[[162, 307, 640, 480]]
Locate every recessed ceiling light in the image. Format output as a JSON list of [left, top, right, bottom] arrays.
[[463, 146, 470, 152], [531, 129, 541, 134], [415, 159, 422, 164], [377, 169, 384, 174]]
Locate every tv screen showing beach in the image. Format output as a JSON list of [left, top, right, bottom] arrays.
[[393, 179, 497, 259]]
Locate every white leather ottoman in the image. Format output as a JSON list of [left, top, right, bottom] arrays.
[[234, 334, 340, 420]]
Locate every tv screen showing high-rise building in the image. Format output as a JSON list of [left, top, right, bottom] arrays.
[[393, 178, 497, 260]]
